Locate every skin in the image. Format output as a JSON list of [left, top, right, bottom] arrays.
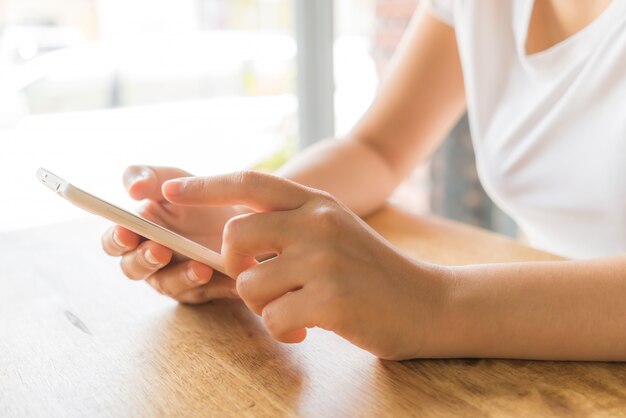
[[526, 0, 614, 54], [102, 1, 626, 360], [101, 165, 244, 303]]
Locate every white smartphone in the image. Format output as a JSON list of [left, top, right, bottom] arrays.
[[36, 168, 227, 276]]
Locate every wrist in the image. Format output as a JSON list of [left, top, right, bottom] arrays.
[[406, 262, 460, 359]]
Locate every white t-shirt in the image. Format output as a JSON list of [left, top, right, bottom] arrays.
[[425, 0, 626, 259]]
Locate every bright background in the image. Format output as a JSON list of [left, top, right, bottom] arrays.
[[0, 0, 382, 231], [2, 0, 509, 236]]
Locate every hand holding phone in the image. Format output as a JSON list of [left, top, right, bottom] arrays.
[[37, 168, 228, 276]]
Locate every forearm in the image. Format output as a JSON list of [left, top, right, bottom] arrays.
[[425, 255, 626, 360], [276, 137, 401, 216], [276, 8, 465, 217]]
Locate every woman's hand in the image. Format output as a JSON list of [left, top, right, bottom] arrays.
[[162, 171, 449, 360], [100, 165, 247, 304]]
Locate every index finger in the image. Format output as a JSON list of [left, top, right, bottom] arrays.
[[162, 171, 312, 212], [123, 165, 193, 202]]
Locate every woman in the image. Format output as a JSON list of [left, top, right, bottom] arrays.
[[101, 0, 626, 360]]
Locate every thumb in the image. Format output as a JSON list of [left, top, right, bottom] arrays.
[[123, 165, 192, 202]]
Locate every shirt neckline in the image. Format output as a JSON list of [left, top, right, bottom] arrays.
[[516, 0, 626, 78]]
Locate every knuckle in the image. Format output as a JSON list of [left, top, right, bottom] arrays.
[[235, 270, 256, 301], [314, 190, 337, 204], [223, 216, 245, 246], [223, 213, 255, 248], [180, 177, 207, 197], [235, 275, 250, 300], [311, 203, 341, 235], [194, 177, 212, 193], [236, 170, 262, 187]]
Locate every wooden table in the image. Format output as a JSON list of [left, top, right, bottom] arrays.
[[2, 207, 625, 417]]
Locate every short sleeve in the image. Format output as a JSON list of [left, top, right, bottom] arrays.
[[425, 0, 455, 27]]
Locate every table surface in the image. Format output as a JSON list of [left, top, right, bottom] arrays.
[[2, 207, 625, 417]]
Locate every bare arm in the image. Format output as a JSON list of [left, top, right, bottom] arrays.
[[278, 6, 466, 216], [104, 6, 626, 361], [279, 7, 626, 359], [417, 255, 626, 360], [158, 169, 626, 361], [278, 7, 626, 360]]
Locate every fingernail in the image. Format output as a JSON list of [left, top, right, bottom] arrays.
[[163, 179, 186, 196], [144, 249, 160, 266], [112, 231, 126, 249], [187, 264, 203, 283]]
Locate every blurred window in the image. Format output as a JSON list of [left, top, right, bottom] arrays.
[[0, 0, 299, 229], [0, 0, 379, 230], [334, 0, 378, 137]]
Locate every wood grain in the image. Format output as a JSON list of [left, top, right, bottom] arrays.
[[1, 206, 624, 417]]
